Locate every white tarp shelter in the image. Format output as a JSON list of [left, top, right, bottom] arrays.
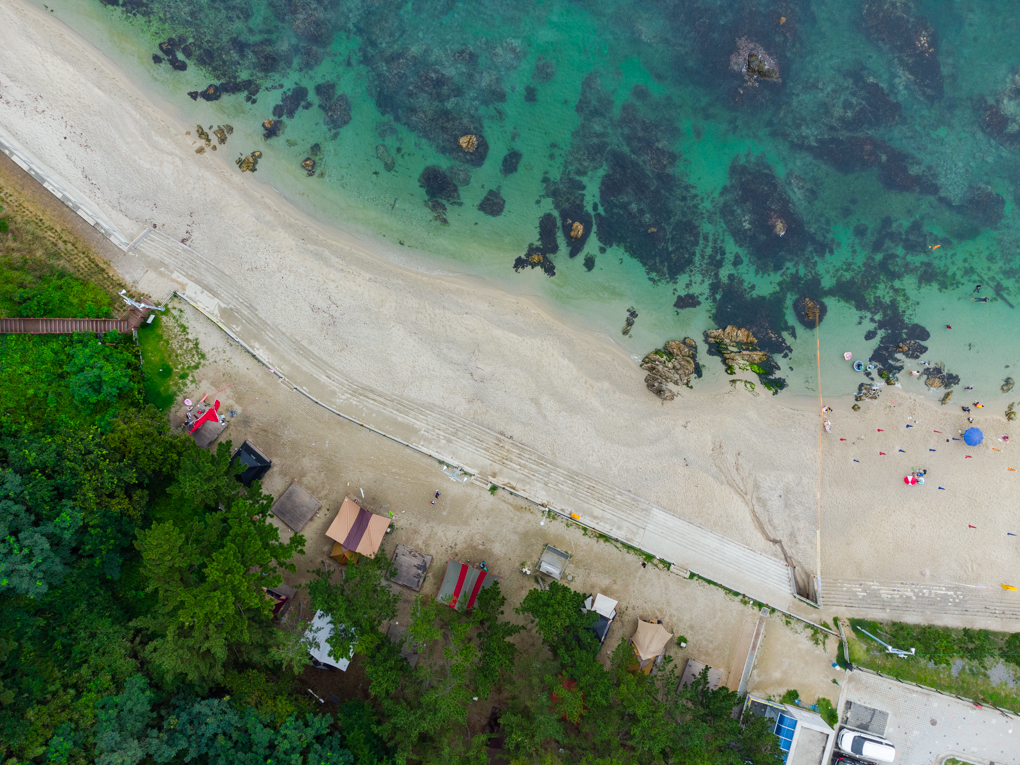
[[304, 610, 354, 671]]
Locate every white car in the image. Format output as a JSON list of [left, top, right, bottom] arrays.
[[837, 728, 896, 763]]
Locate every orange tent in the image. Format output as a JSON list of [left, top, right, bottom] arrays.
[[325, 496, 391, 558]]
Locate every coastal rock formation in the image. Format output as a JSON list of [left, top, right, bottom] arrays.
[[375, 144, 395, 172], [301, 157, 316, 176], [640, 338, 701, 401], [729, 38, 781, 85], [213, 127, 228, 145], [621, 307, 638, 336], [477, 189, 505, 217], [514, 213, 559, 277], [863, 0, 943, 102], [855, 383, 882, 402], [1008, 403, 1017, 421], [418, 166, 461, 203], [200, 84, 222, 102], [894, 339, 927, 359], [458, 134, 478, 152], [1003, 377, 1015, 394], [704, 325, 785, 394], [922, 363, 959, 389], [570, 221, 584, 239], [793, 296, 826, 328], [262, 118, 284, 139], [236, 150, 262, 173]]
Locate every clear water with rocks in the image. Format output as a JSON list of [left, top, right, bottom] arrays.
[[37, 0, 1020, 400]]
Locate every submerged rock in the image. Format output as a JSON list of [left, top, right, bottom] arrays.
[[418, 166, 461, 203], [704, 325, 785, 394], [674, 293, 701, 310], [425, 199, 449, 225], [863, 0, 943, 102], [273, 85, 310, 120], [922, 363, 959, 389], [1003, 377, 1015, 394], [200, 84, 221, 102], [640, 338, 701, 401], [855, 382, 881, 402], [477, 189, 505, 217], [445, 165, 472, 187], [375, 145, 395, 172], [301, 157, 316, 176], [501, 149, 522, 175], [458, 134, 478, 153], [793, 296, 826, 329], [213, 127, 228, 145]]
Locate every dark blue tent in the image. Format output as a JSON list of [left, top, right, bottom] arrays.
[[964, 427, 983, 446]]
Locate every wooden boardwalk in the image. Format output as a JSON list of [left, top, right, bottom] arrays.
[[0, 316, 133, 334]]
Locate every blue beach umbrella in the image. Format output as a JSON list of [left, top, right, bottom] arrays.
[[964, 427, 984, 446]]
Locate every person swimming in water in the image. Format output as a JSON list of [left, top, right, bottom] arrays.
[[973, 297, 990, 303]]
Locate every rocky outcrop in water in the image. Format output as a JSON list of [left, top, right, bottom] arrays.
[[895, 339, 927, 359], [704, 325, 785, 394], [375, 145, 395, 172], [802, 137, 938, 195], [501, 150, 522, 175], [863, 0, 943, 102], [729, 38, 781, 85], [922, 363, 959, 389], [793, 296, 826, 328], [640, 338, 701, 401], [513, 213, 559, 277], [273, 85, 310, 120], [418, 166, 461, 203], [262, 118, 284, 139], [478, 189, 505, 217], [1002, 377, 1015, 394], [301, 157, 316, 176], [236, 151, 262, 173]]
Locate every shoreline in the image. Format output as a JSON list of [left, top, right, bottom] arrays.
[[3, 0, 1019, 610]]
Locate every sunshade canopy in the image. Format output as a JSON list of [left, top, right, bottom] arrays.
[[584, 593, 618, 619], [304, 610, 353, 671], [231, 440, 271, 486], [964, 427, 983, 446], [632, 620, 673, 662], [437, 559, 497, 611], [325, 497, 391, 557]]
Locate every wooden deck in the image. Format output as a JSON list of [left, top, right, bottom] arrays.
[[0, 309, 147, 335]]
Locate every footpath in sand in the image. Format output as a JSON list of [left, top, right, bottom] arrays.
[[1, 0, 1019, 629]]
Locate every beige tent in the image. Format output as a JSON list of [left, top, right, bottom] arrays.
[[632, 620, 673, 663], [325, 496, 391, 558]]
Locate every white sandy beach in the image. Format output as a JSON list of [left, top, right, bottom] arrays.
[[1, 0, 1018, 605]]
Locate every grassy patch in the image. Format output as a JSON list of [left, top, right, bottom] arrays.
[[780, 689, 799, 705], [688, 573, 766, 610], [816, 697, 837, 727], [577, 523, 669, 570], [137, 305, 203, 410], [846, 619, 1020, 712]]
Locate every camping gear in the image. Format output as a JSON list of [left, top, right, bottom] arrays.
[[537, 544, 571, 580], [231, 441, 272, 486], [271, 482, 322, 532], [304, 610, 353, 671], [964, 427, 984, 446], [325, 496, 391, 559], [437, 559, 498, 611], [189, 400, 220, 433], [583, 593, 618, 646], [632, 619, 673, 663], [904, 475, 917, 485]]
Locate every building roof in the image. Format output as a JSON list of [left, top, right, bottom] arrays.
[[271, 482, 322, 532], [324, 496, 391, 557], [537, 544, 571, 579]]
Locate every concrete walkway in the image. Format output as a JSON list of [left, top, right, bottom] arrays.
[[841, 669, 1020, 765], [824, 579, 1020, 630], [130, 229, 797, 609]]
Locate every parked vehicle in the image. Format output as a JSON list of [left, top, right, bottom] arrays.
[[837, 728, 896, 763]]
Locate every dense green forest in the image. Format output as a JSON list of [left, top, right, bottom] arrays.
[[0, 224, 784, 762]]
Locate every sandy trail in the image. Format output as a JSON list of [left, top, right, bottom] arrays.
[[1, 0, 1018, 627]]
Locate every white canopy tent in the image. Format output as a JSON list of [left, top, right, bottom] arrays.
[[304, 610, 354, 671]]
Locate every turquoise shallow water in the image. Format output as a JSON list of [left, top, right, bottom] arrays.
[[35, 0, 1020, 402]]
